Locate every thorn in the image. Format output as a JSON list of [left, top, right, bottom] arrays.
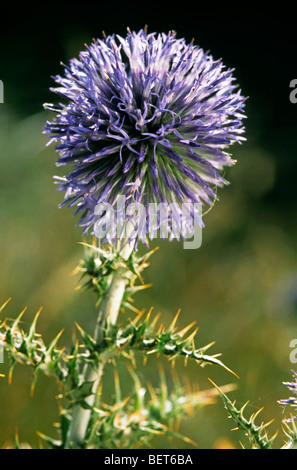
[[262, 418, 275, 429], [170, 358, 176, 368], [27, 308, 43, 340], [156, 322, 164, 336], [251, 406, 263, 421], [158, 363, 167, 396], [8, 365, 14, 385], [131, 283, 153, 292], [30, 381, 36, 397], [146, 380, 157, 401], [200, 341, 216, 352], [146, 349, 158, 356], [181, 435, 197, 447], [169, 309, 181, 332], [47, 329, 65, 353], [185, 327, 199, 344], [11, 307, 27, 330], [114, 369, 121, 402], [145, 306, 154, 323], [14, 428, 20, 449], [150, 312, 160, 330], [240, 401, 250, 414], [208, 378, 223, 392], [125, 361, 135, 380], [131, 309, 146, 326], [211, 383, 238, 396], [77, 241, 104, 254], [177, 321, 196, 338], [74, 321, 82, 332], [35, 307, 43, 319], [130, 351, 136, 369], [170, 367, 181, 387], [271, 430, 279, 441], [0, 298, 11, 312]]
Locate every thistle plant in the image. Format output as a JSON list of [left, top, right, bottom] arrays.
[[6, 27, 293, 450]]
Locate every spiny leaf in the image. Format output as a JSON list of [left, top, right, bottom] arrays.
[[282, 417, 297, 449], [115, 314, 237, 376], [209, 379, 275, 449]]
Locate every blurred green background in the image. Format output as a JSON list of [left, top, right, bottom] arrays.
[[0, 5, 297, 449]]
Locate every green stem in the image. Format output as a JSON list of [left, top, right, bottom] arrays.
[[67, 227, 135, 447]]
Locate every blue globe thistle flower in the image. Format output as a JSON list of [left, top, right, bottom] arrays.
[[279, 371, 297, 422], [44, 28, 246, 245]]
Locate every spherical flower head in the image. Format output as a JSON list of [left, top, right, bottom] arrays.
[[44, 28, 247, 246]]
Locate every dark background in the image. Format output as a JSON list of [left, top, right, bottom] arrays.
[[0, 3, 296, 449]]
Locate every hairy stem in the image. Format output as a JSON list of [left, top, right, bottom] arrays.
[[67, 227, 135, 447]]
